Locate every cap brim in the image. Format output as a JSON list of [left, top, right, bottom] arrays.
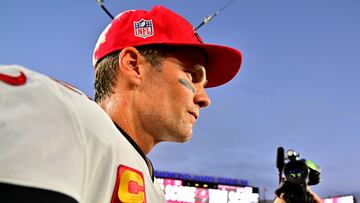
[[200, 44, 242, 88]]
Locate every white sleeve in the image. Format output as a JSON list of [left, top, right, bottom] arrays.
[[0, 65, 86, 202]]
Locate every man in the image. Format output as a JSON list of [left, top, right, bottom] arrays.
[[0, 6, 242, 203]]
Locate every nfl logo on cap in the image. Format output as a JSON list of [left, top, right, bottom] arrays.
[[134, 19, 154, 38]]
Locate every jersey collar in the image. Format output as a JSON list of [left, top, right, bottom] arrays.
[[113, 122, 155, 182]]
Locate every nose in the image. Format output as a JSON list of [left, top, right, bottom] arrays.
[[194, 85, 211, 108]]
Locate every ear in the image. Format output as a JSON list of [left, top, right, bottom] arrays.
[[118, 47, 145, 86]]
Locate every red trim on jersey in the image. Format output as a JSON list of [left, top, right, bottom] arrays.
[[0, 71, 27, 86], [53, 79, 83, 95], [52, 79, 94, 100]]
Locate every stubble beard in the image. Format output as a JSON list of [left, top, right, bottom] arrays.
[[141, 110, 193, 143]]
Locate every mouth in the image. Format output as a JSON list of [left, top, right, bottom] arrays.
[[188, 111, 199, 120]]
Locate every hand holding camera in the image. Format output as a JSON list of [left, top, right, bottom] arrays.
[[275, 147, 321, 203]]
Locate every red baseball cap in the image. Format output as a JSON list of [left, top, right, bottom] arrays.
[[93, 6, 242, 88]]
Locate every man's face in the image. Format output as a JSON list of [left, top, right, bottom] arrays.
[[138, 47, 211, 143]]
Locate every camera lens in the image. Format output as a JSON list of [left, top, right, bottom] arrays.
[[284, 160, 309, 184]]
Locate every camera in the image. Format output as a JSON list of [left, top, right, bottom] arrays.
[[275, 147, 321, 203]]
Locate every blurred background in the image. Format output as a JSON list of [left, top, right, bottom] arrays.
[[1, 0, 360, 202]]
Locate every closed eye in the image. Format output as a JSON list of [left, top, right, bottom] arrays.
[[185, 71, 196, 83], [202, 79, 208, 87], [183, 64, 207, 86]]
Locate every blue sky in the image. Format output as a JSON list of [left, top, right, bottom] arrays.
[[1, 0, 360, 200]]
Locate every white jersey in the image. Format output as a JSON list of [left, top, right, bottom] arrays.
[[0, 65, 166, 203]]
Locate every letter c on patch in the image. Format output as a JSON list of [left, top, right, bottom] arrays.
[[111, 165, 147, 203]]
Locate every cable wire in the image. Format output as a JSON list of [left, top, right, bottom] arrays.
[[194, 0, 237, 31], [96, 0, 114, 19]]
